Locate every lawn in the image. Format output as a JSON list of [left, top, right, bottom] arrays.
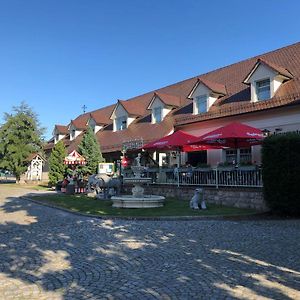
[[30, 194, 257, 217]]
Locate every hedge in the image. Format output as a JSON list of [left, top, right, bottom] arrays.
[[262, 132, 300, 215]]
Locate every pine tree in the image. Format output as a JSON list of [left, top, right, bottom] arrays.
[[78, 126, 105, 175], [0, 102, 44, 182], [48, 140, 67, 186]]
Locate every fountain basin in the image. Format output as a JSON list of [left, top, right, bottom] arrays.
[[123, 177, 152, 184], [111, 195, 165, 208]]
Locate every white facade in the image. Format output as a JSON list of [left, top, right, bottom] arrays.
[[25, 155, 44, 181], [180, 105, 300, 167], [111, 103, 136, 132], [53, 128, 66, 144], [245, 64, 285, 102], [149, 97, 172, 124], [69, 124, 82, 141], [54, 133, 65, 144], [87, 118, 103, 133], [191, 83, 219, 114]]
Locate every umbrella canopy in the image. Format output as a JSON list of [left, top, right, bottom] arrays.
[[143, 130, 200, 151], [182, 144, 223, 152], [64, 150, 86, 165], [190, 122, 264, 148]]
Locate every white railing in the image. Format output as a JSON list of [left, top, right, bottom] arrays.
[[123, 167, 263, 188]]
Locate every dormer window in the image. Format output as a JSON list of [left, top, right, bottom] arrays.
[[116, 116, 127, 131], [256, 79, 270, 100], [147, 92, 181, 124], [110, 100, 140, 132], [188, 78, 226, 115], [153, 107, 162, 123], [243, 58, 293, 102], [195, 95, 207, 114], [71, 129, 76, 139], [90, 123, 95, 131]]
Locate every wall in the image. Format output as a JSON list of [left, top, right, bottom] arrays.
[[125, 185, 267, 211], [150, 97, 172, 123], [112, 104, 136, 131], [248, 64, 285, 102], [69, 124, 82, 141], [179, 105, 300, 166], [192, 83, 218, 113]]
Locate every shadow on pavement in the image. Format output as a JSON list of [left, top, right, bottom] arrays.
[[0, 191, 299, 299]]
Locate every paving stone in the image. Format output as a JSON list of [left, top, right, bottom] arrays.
[[0, 186, 299, 299]]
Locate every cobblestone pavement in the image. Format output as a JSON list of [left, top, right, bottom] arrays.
[[0, 185, 299, 299]]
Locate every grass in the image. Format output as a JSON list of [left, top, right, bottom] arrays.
[[30, 194, 257, 217]]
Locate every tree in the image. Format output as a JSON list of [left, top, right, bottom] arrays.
[[78, 126, 105, 175], [262, 133, 300, 216], [48, 140, 67, 186], [0, 102, 44, 182]]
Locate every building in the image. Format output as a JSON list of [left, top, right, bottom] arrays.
[[20, 153, 46, 183], [45, 42, 300, 168]]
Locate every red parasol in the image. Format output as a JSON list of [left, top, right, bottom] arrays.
[[143, 130, 200, 151], [64, 150, 86, 165], [182, 144, 223, 152], [190, 122, 264, 148]]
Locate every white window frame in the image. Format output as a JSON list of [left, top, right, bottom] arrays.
[[195, 95, 207, 114], [116, 116, 127, 131], [71, 129, 76, 140], [256, 78, 270, 101], [153, 107, 162, 123], [225, 148, 252, 164]]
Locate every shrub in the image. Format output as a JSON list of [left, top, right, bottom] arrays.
[[262, 132, 300, 215]]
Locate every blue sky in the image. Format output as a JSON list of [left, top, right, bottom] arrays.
[[0, 0, 299, 139]]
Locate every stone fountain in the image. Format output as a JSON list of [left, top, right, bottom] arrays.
[[111, 153, 165, 208]]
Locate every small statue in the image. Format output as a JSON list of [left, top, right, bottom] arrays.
[[135, 153, 142, 167], [190, 188, 207, 210], [190, 189, 200, 209]]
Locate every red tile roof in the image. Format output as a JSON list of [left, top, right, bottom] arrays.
[[54, 125, 68, 134], [98, 114, 174, 153], [189, 78, 227, 97], [150, 92, 182, 108], [46, 42, 300, 154], [89, 104, 115, 125], [70, 113, 90, 130], [176, 42, 300, 125], [243, 58, 293, 83]]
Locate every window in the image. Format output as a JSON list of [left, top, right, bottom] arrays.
[[116, 116, 127, 131], [89, 123, 95, 132], [71, 129, 76, 139], [256, 79, 270, 100], [225, 148, 252, 164], [195, 95, 207, 114], [153, 107, 162, 123], [55, 134, 59, 142], [239, 148, 252, 163], [225, 149, 237, 164]]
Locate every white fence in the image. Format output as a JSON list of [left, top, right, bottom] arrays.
[[123, 167, 263, 188]]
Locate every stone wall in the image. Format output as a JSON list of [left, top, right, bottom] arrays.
[[123, 185, 267, 211]]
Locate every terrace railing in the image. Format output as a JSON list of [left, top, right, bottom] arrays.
[[123, 166, 263, 188]]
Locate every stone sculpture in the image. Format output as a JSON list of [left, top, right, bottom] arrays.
[[87, 174, 121, 198], [190, 188, 207, 210]]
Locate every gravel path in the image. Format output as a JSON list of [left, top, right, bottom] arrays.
[[0, 185, 299, 299]]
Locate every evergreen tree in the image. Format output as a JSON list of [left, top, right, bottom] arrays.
[[48, 140, 67, 186], [78, 126, 105, 175], [0, 102, 44, 182]]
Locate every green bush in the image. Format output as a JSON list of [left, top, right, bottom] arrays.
[[262, 132, 300, 216]]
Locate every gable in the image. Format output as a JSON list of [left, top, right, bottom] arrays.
[[150, 96, 164, 109], [246, 63, 276, 83]]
